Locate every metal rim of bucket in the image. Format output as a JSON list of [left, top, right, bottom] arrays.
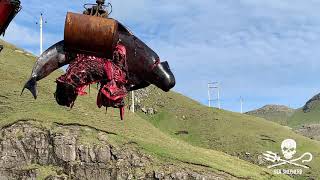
[[11, 0, 22, 13], [83, 2, 112, 16]]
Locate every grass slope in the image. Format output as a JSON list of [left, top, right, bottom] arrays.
[[136, 87, 320, 179], [286, 93, 320, 128], [289, 107, 320, 128], [0, 40, 291, 179], [245, 105, 295, 125], [244, 95, 320, 129]]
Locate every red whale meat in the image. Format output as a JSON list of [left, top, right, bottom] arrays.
[[55, 44, 128, 120]]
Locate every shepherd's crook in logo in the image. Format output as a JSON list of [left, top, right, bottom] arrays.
[[263, 139, 313, 169]]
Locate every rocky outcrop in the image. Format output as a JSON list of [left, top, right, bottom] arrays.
[[303, 93, 320, 113], [295, 124, 320, 141], [0, 120, 233, 180], [134, 88, 151, 104], [130, 87, 160, 116]]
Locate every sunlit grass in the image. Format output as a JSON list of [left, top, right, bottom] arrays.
[[0, 39, 293, 179]]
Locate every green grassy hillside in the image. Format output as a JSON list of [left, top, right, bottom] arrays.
[[289, 107, 320, 128], [289, 94, 320, 128], [245, 105, 295, 125], [0, 40, 293, 179], [136, 87, 320, 179], [241, 96, 320, 143], [244, 94, 320, 129]]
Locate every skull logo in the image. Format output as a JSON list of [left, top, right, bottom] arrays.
[[281, 139, 297, 160]]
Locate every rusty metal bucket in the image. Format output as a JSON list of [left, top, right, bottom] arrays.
[[64, 12, 119, 58], [0, 0, 21, 35]]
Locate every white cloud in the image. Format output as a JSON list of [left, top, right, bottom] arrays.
[[2, 22, 38, 46], [2, 21, 61, 55]]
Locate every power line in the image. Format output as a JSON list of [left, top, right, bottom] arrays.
[[208, 82, 221, 109], [36, 13, 47, 55], [240, 96, 243, 113]]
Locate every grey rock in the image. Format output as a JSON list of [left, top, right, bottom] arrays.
[[141, 107, 147, 114], [0, 120, 237, 180], [147, 108, 154, 115], [53, 134, 76, 162], [303, 93, 320, 113], [295, 124, 320, 141], [96, 145, 111, 163]]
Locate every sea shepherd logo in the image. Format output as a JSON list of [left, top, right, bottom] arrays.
[[262, 139, 313, 175]]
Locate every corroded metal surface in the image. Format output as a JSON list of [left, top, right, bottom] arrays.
[[64, 12, 118, 58]]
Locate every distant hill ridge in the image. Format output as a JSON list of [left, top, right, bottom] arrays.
[[246, 105, 295, 114], [245, 93, 320, 142], [245, 105, 295, 125], [302, 93, 320, 113]]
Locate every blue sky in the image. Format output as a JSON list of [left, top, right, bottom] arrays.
[[2, 0, 320, 112]]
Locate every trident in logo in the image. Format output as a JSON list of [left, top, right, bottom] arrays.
[[263, 139, 313, 169]]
